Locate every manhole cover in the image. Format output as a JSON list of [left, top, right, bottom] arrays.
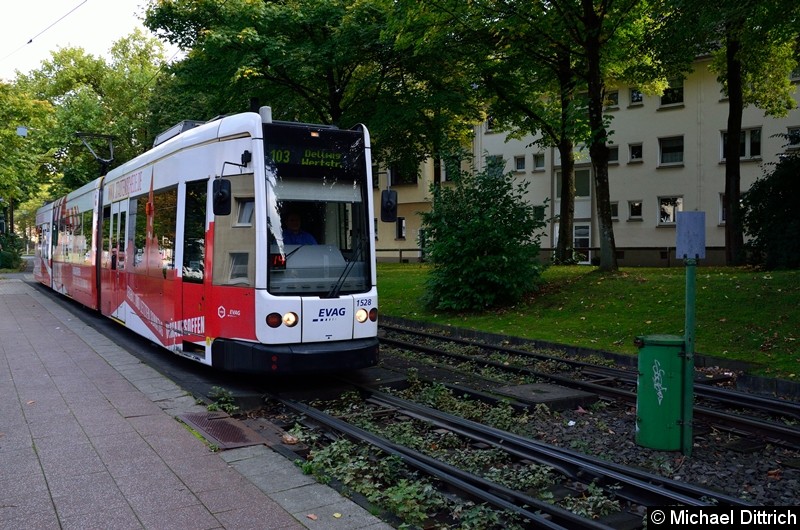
[[179, 411, 265, 449]]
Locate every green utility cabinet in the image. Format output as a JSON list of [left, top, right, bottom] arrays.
[[635, 334, 687, 451]]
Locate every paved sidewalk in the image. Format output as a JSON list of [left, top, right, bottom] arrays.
[[0, 274, 391, 530]]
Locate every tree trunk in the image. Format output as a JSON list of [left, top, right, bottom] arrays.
[[555, 53, 576, 264], [724, 31, 745, 265], [582, 0, 617, 271], [555, 141, 576, 263]]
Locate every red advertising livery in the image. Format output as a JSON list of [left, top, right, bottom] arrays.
[[34, 107, 379, 373]]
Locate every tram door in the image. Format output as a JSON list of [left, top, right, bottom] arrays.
[[179, 180, 209, 357], [110, 200, 128, 322]]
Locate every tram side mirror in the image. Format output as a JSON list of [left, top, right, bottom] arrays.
[[213, 179, 232, 216], [380, 189, 397, 222]]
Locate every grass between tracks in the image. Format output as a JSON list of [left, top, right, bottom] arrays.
[[377, 263, 800, 381]]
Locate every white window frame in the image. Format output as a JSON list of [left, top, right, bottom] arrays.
[[787, 126, 800, 150], [605, 90, 619, 109], [658, 196, 683, 225], [658, 136, 684, 166], [660, 78, 684, 107], [395, 216, 406, 240], [235, 197, 254, 226], [608, 146, 619, 164], [229, 252, 249, 280], [486, 154, 504, 176], [721, 128, 762, 161], [514, 155, 526, 172], [629, 88, 643, 106], [628, 200, 643, 221], [628, 143, 643, 163], [573, 223, 591, 264], [533, 153, 545, 171]]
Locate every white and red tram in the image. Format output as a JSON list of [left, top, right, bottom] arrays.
[[34, 107, 380, 373]]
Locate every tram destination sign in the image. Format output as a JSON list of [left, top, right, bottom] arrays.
[[263, 123, 364, 177]]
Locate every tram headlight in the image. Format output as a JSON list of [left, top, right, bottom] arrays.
[[355, 308, 368, 323], [283, 312, 298, 327], [267, 312, 298, 328]]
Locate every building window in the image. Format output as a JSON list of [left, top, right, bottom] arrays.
[[719, 193, 726, 225], [235, 198, 254, 226], [574, 224, 591, 264], [556, 169, 591, 198], [629, 143, 643, 163], [629, 88, 643, 106], [610, 202, 619, 220], [628, 201, 643, 220], [514, 155, 526, 171], [374, 218, 378, 239], [486, 155, 505, 176], [659, 136, 684, 166], [533, 153, 545, 170], [786, 127, 800, 150], [605, 90, 619, 108], [658, 196, 683, 224], [486, 115, 496, 132], [608, 146, 619, 163], [721, 128, 762, 160], [661, 78, 684, 106], [389, 161, 418, 185], [395, 217, 406, 240]]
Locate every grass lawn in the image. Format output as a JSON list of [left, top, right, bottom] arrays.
[[377, 263, 800, 381]]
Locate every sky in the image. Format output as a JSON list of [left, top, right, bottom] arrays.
[[0, 0, 168, 81]]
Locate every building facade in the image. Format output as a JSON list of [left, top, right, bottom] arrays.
[[374, 57, 800, 265]]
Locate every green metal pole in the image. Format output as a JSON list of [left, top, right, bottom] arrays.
[[682, 257, 696, 456]]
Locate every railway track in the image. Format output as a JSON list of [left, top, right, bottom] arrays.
[[379, 323, 800, 449], [269, 381, 752, 530]]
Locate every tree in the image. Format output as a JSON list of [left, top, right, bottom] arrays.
[[145, 0, 482, 170], [0, 82, 55, 233], [14, 30, 167, 194], [741, 138, 800, 269], [686, 0, 800, 265], [420, 161, 548, 311]]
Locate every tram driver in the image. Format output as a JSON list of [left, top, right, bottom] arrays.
[[282, 211, 317, 245]]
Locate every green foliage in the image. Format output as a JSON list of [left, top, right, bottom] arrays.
[[378, 263, 800, 380], [421, 162, 547, 311], [0, 232, 24, 270], [206, 386, 239, 414], [560, 481, 621, 519], [742, 147, 800, 269]]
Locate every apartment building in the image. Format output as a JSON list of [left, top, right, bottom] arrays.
[[374, 57, 800, 265]]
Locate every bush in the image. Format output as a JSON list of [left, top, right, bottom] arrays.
[[0, 232, 24, 270], [420, 162, 548, 311], [742, 147, 800, 269]]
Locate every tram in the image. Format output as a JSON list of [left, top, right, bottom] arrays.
[[33, 107, 380, 373]]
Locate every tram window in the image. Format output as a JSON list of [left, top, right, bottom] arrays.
[[82, 210, 93, 264], [130, 187, 178, 277], [102, 206, 111, 268], [183, 180, 207, 283]]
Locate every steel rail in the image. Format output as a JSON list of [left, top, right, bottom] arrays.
[[365, 388, 753, 508], [380, 323, 800, 420], [380, 335, 800, 449], [279, 398, 615, 530]]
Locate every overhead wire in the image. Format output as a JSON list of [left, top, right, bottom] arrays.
[[0, 0, 88, 66]]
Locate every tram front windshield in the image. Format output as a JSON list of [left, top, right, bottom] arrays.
[[265, 124, 371, 297]]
